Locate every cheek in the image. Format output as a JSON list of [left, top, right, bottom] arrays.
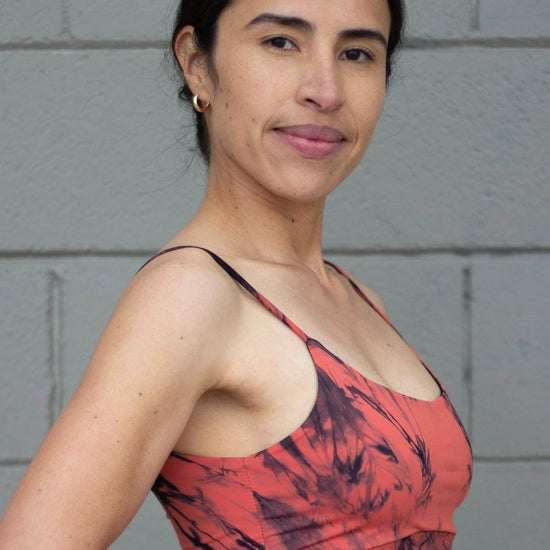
[[212, 68, 276, 143], [214, 46, 285, 120], [346, 90, 386, 162], [208, 83, 264, 160], [356, 89, 386, 134]]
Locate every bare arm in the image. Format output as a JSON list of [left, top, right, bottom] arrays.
[[0, 250, 239, 549]]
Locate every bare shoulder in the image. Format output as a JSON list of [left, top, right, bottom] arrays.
[[133, 245, 240, 307], [353, 279, 388, 317], [107, 245, 242, 387], [132, 247, 240, 334]]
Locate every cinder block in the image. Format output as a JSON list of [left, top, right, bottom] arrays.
[[0, 263, 52, 460], [67, 0, 177, 41], [406, 0, 473, 39], [480, 0, 550, 38], [323, 47, 550, 250], [471, 256, 550, 457], [0, 465, 28, 516], [59, 258, 145, 404], [325, 254, 469, 425], [0, 49, 204, 252], [111, 493, 179, 550], [0, 1, 64, 43], [454, 461, 550, 550]]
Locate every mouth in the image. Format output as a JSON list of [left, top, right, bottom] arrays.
[[274, 125, 346, 159]]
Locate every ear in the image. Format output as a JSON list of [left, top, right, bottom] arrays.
[[174, 25, 212, 101]]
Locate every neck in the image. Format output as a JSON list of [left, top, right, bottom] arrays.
[[183, 162, 328, 269]]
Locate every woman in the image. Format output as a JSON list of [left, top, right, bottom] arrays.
[[0, 0, 472, 548]]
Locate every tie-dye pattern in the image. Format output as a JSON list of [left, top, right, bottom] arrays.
[[144, 246, 472, 549]]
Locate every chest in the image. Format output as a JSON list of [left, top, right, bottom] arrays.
[[237, 278, 442, 405]]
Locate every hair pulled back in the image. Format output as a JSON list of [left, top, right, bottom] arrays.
[[171, 0, 406, 161]]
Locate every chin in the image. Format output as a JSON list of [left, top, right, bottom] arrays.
[[267, 171, 346, 204]]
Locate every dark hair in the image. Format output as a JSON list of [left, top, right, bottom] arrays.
[[171, 0, 406, 161]]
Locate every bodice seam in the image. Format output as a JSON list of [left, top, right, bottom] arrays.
[[242, 457, 268, 549]]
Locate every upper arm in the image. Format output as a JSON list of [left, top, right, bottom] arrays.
[[0, 249, 239, 549]]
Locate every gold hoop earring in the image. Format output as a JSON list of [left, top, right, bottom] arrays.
[[193, 95, 210, 113]]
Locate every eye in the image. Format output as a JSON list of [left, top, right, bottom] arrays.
[[341, 48, 373, 63], [264, 35, 297, 51]]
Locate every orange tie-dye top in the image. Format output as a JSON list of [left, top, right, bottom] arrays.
[[145, 246, 472, 549]]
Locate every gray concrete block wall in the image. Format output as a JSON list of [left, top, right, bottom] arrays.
[[472, 256, 550, 458], [479, 0, 550, 37], [0, 264, 52, 460], [0, 1, 64, 43], [67, 0, 177, 41], [1, 2, 549, 549]]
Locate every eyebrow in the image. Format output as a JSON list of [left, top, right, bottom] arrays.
[[339, 29, 387, 49], [246, 13, 313, 33], [245, 13, 387, 48]]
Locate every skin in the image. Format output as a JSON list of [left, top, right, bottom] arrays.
[[0, 1, 441, 548]]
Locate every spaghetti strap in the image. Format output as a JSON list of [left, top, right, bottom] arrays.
[[323, 259, 406, 340], [323, 260, 379, 310], [138, 245, 308, 342], [140, 247, 404, 345], [323, 259, 444, 390]]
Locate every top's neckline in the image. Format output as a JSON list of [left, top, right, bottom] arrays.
[[140, 245, 445, 403]]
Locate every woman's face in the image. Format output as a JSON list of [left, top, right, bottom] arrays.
[[201, 0, 391, 203]]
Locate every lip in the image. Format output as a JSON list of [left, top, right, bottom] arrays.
[[274, 125, 346, 159]]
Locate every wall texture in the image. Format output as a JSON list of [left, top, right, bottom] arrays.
[[1, 1, 549, 548]]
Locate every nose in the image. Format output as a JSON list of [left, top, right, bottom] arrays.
[[296, 50, 345, 112]]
